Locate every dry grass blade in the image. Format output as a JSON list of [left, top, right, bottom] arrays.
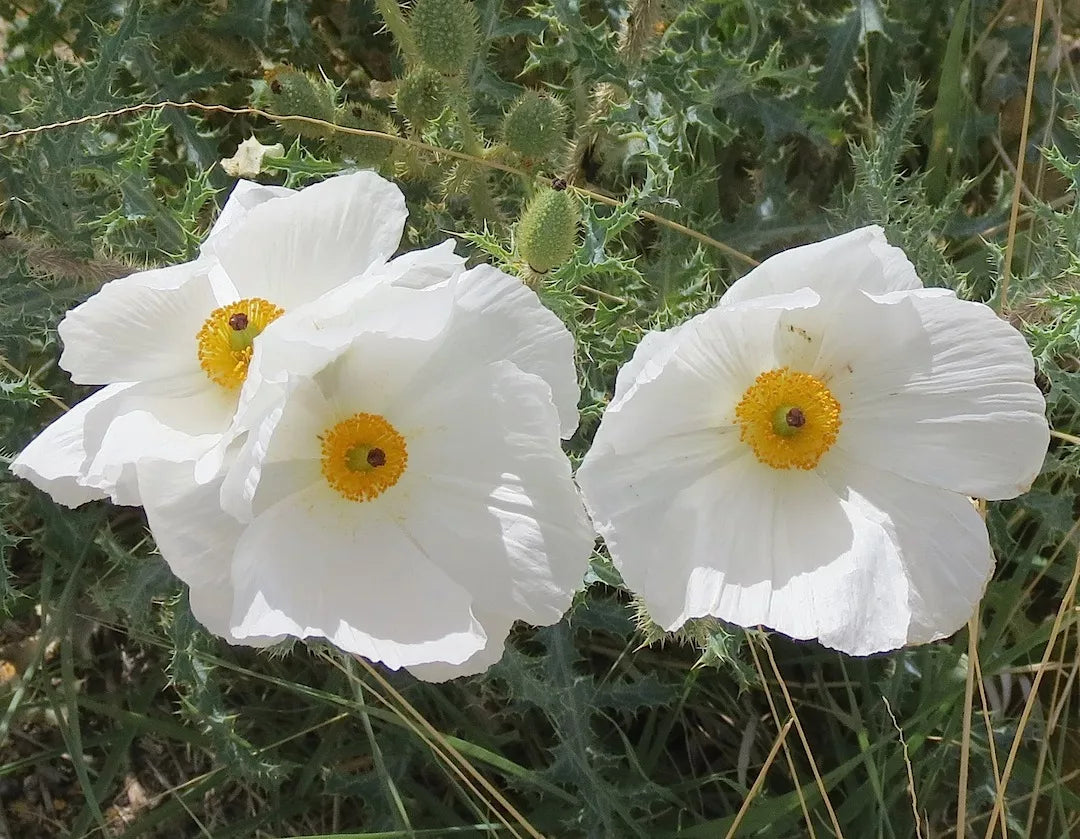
[[759, 637, 845, 839], [998, 0, 1045, 314], [318, 653, 530, 839], [1023, 620, 1079, 836], [747, 638, 818, 839], [352, 656, 546, 839], [957, 611, 979, 839], [981, 549, 1080, 839], [724, 716, 795, 839], [972, 641, 1006, 839]]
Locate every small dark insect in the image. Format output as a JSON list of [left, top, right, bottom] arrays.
[[270, 79, 282, 94], [551, 177, 567, 191]]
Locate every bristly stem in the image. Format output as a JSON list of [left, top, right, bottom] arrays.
[[449, 79, 499, 225], [373, 0, 419, 64]]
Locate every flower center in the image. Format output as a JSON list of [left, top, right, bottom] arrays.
[[196, 297, 285, 390], [320, 413, 407, 502], [734, 368, 841, 470]]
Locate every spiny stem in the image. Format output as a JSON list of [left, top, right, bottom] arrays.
[[372, 0, 419, 64], [449, 79, 499, 225]]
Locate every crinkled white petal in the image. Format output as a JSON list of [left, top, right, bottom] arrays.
[[584, 291, 817, 452], [377, 238, 466, 289], [58, 263, 216, 384], [229, 483, 487, 670], [219, 375, 329, 521], [207, 180, 295, 240], [137, 458, 281, 647], [834, 291, 1048, 499], [394, 360, 594, 629], [405, 615, 510, 682], [720, 225, 921, 306], [820, 453, 994, 649], [441, 265, 581, 438], [209, 255, 461, 465], [9, 384, 139, 507], [203, 171, 407, 310]]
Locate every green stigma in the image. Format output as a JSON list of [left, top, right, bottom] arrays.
[[770, 404, 806, 437]]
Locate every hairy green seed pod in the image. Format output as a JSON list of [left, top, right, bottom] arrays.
[[255, 67, 336, 140], [395, 65, 446, 125], [516, 188, 580, 274], [330, 106, 395, 166], [410, 0, 479, 76], [503, 91, 567, 161]]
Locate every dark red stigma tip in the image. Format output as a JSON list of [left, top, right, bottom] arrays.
[[785, 408, 806, 429], [366, 447, 387, 468], [228, 312, 250, 331]]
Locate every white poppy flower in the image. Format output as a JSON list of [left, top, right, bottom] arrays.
[[11, 173, 408, 507], [137, 262, 594, 679], [576, 226, 1050, 655]]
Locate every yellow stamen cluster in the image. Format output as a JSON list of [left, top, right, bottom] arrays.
[[734, 368, 841, 470], [196, 297, 285, 390], [320, 413, 407, 502]]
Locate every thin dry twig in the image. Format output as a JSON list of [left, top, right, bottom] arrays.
[[882, 697, 924, 839], [0, 99, 758, 267]]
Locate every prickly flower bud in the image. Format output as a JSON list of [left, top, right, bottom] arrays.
[[410, 0, 479, 76], [329, 106, 395, 167], [395, 65, 447, 126], [256, 67, 336, 140], [516, 188, 580, 274], [503, 91, 567, 161]]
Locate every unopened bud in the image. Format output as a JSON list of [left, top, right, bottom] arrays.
[[329, 106, 395, 166], [256, 67, 336, 140], [503, 91, 566, 161], [395, 65, 447, 126], [516, 188, 580, 274], [410, 0, 479, 76]]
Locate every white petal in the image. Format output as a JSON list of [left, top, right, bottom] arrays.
[[232, 270, 456, 417], [207, 180, 295, 240], [442, 265, 581, 437], [378, 239, 466, 289], [58, 264, 216, 384], [720, 226, 922, 306], [229, 484, 486, 670], [398, 361, 594, 629], [406, 617, 510, 681], [582, 295, 817, 459], [204, 171, 407, 310], [608, 327, 687, 411], [836, 292, 1049, 499], [820, 454, 994, 649], [219, 375, 329, 521], [9, 384, 138, 507], [138, 459, 282, 647]]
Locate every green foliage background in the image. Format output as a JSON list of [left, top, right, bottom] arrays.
[[1, 0, 1079, 837]]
